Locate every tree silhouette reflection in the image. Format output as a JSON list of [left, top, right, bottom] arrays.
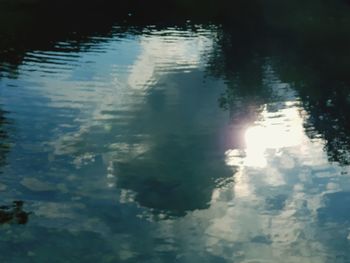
[[209, 4, 350, 167]]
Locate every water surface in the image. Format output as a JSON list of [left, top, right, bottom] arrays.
[[1, 4, 350, 262]]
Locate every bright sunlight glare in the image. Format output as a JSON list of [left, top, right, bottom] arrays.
[[243, 103, 304, 167]]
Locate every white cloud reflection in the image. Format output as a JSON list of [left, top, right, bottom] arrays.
[[46, 28, 215, 165], [128, 32, 212, 89]]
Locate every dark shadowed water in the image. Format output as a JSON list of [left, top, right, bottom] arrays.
[[2, 2, 350, 262]]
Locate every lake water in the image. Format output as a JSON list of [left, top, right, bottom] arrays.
[[1, 3, 350, 262]]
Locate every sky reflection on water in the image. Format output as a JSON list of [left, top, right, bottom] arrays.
[[0, 17, 350, 262]]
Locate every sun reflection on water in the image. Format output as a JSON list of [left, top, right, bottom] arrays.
[[243, 102, 304, 168]]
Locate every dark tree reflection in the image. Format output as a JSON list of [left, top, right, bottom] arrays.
[[208, 0, 350, 167], [270, 21, 350, 166]]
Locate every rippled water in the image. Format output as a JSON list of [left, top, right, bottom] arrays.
[[1, 3, 350, 262]]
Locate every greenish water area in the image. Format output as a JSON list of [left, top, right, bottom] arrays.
[[2, 1, 350, 262]]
